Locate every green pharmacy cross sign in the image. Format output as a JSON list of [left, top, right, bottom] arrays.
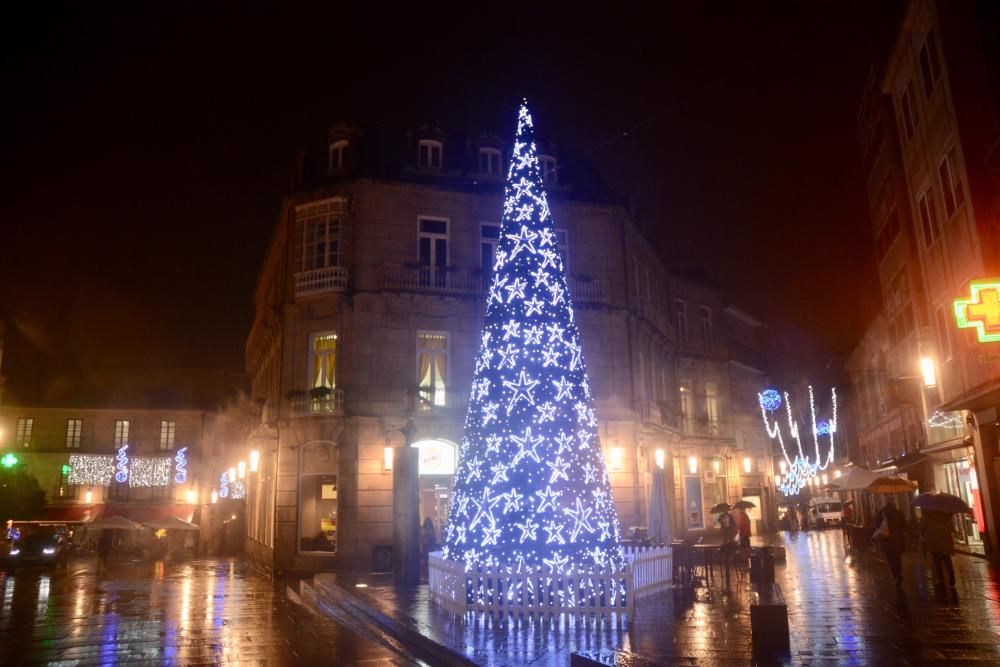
[[1, 453, 18, 468], [954, 278, 1000, 343]]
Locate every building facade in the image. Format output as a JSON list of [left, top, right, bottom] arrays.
[[241, 121, 773, 574], [848, 0, 1000, 555]]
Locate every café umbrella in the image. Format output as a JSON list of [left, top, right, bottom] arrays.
[[710, 503, 733, 514], [866, 476, 916, 494], [732, 500, 756, 510], [912, 491, 970, 514]]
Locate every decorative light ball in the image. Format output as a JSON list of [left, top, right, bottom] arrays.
[[759, 389, 782, 412], [816, 421, 831, 436]]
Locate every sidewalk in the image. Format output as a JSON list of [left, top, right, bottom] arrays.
[[333, 530, 1000, 665]]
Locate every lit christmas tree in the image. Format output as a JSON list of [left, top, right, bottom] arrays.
[[442, 101, 625, 575]]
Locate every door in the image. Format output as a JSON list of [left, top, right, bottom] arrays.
[[418, 218, 448, 288]]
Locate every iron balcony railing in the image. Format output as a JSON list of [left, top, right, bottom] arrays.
[[289, 389, 345, 417]]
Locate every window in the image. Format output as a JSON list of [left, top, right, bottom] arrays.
[[900, 81, 919, 141], [418, 139, 442, 169], [310, 332, 337, 390], [417, 332, 449, 408], [58, 466, 78, 499], [679, 379, 693, 421], [479, 147, 501, 176], [939, 147, 963, 219], [554, 229, 569, 270], [15, 418, 33, 447], [159, 421, 176, 450], [540, 155, 557, 184], [328, 139, 349, 172], [296, 199, 347, 272], [919, 31, 942, 99], [66, 419, 82, 449], [917, 189, 939, 247], [673, 300, 688, 342], [480, 223, 501, 274], [637, 353, 646, 401], [299, 443, 338, 554], [937, 306, 953, 360], [418, 217, 449, 287], [700, 306, 713, 344], [114, 420, 130, 447], [705, 382, 720, 433]]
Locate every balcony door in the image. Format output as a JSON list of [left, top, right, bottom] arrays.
[[418, 217, 448, 288]]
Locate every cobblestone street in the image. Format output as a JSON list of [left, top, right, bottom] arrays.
[[0, 558, 406, 666]]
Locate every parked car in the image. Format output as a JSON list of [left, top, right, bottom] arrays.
[[6, 531, 69, 569], [809, 497, 844, 528]]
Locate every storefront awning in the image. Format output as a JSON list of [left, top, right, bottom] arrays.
[[100, 504, 195, 523], [37, 504, 105, 523]]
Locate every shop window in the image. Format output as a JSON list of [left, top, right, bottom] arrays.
[[299, 442, 338, 554], [15, 418, 32, 447]]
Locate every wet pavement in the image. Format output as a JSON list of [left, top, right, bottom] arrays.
[[0, 557, 408, 666], [340, 530, 1000, 665]]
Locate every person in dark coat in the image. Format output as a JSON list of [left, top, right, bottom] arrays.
[[920, 510, 956, 587], [874, 501, 906, 587]]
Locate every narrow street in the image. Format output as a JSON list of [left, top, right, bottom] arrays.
[[0, 558, 407, 665]]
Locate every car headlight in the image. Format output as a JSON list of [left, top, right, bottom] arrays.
[[9, 549, 19, 556], [42, 548, 56, 555]]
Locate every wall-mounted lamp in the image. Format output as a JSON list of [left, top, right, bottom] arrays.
[[779, 460, 787, 474], [249, 450, 260, 473], [654, 449, 665, 470], [609, 447, 624, 471], [834, 469, 842, 479], [84, 490, 93, 504], [712, 459, 721, 475], [186, 489, 197, 504], [384, 446, 394, 471], [237, 461, 247, 479], [743, 456, 752, 474], [821, 473, 828, 485], [211, 490, 218, 504], [688, 456, 698, 475], [228, 467, 236, 483], [774, 474, 781, 486]]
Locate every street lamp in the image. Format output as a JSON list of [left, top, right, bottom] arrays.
[[920, 356, 937, 388]]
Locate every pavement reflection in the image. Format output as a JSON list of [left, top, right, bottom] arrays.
[[0, 557, 408, 665]]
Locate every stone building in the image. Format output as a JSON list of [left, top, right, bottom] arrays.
[[847, 0, 1000, 556], [241, 119, 773, 574]]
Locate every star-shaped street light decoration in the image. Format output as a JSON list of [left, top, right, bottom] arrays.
[[510, 426, 545, 465], [564, 497, 596, 541], [503, 370, 539, 413]]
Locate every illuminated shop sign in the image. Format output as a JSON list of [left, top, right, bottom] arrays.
[[412, 440, 456, 476], [954, 279, 1000, 343]]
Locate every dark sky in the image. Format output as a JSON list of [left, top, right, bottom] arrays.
[[0, 4, 903, 402]]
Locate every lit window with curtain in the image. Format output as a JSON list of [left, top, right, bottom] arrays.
[[417, 332, 448, 408], [310, 332, 337, 389]]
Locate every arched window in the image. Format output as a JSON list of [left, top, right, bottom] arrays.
[[418, 139, 443, 169], [298, 442, 338, 554], [328, 139, 349, 172]]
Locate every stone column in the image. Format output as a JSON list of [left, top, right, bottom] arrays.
[[393, 416, 420, 584]]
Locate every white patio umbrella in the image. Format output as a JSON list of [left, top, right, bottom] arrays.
[[829, 467, 880, 491], [143, 516, 200, 532], [87, 515, 142, 530], [647, 468, 671, 545]]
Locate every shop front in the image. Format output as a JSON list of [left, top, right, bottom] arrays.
[[411, 439, 457, 543], [933, 454, 987, 555]]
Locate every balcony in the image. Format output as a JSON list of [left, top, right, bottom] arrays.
[[634, 298, 672, 337], [379, 264, 481, 296], [295, 266, 349, 297], [289, 389, 345, 417], [567, 277, 611, 305]]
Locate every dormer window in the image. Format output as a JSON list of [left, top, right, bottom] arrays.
[[479, 147, 502, 177], [418, 139, 443, 169], [328, 139, 349, 172], [540, 155, 557, 184]]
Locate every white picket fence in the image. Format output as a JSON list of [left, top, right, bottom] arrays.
[[428, 545, 672, 617]]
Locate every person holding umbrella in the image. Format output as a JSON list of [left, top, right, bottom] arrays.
[[914, 491, 968, 589], [733, 500, 755, 548], [712, 503, 736, 545], [873, 500, 906, 587]]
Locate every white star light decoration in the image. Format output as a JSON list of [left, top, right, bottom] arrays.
[[442, 100, 625, 577]]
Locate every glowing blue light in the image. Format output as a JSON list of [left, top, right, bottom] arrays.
[[219, 472, 229, 499], [759, 389, 782, 412], [816, 421, 831, 436], [174, 447, 188, 484], [114, 445, 129, 484]]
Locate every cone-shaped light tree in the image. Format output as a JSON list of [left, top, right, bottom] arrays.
[[442, 101, 625, 575]]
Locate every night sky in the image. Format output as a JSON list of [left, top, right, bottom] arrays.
[[0, 4, 903, 403]]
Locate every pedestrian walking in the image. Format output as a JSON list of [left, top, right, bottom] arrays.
[[920, 510, 956, 588], [736, 507, 752, 548], [420, 517, 438, 573], [873, 501, 906, 587], [717, 510, 736, 545]]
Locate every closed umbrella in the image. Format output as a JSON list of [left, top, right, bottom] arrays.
[[866, 476, 916, 494], [913, 491, 969, 514], [647, 468, 671, 545]]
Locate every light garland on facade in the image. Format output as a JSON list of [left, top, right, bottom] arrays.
[[759, 386, 837, 495], [219, 472, 229, 499], [67, 454, 115, 486], [174, 447, 189, 484], [129, 457, 172, 488], [114, 445, 130, 484], [928, 410, 965, 430], [440, 101, 624, 583]]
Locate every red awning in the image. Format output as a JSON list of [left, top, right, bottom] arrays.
[[36, 504, 105, 523]]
